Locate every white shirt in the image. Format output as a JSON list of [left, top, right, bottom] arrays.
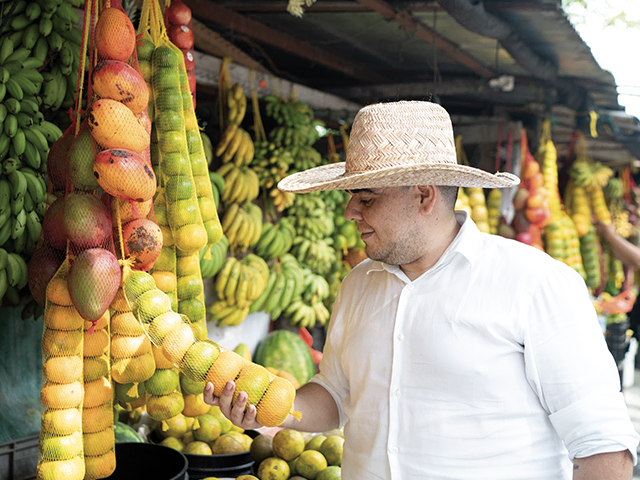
[[311, 211, 639, 480]]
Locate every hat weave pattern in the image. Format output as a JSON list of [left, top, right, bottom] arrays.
[[278, 101, 520, 193]]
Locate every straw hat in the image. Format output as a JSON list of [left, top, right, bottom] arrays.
[[278, 101, 520, 193]]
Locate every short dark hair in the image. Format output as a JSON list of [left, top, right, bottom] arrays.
[[438, 186, 459, 209]]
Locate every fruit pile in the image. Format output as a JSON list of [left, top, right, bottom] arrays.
[[251, 428, 343, 480]]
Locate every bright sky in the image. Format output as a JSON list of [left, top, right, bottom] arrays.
[[564, 0, 640, 120]]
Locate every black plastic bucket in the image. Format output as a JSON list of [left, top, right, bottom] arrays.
[[149, 429, 257, 480], [104, 443, 188, 480]]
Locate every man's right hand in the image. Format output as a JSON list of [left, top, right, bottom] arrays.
[[203, 381, 264, 431]]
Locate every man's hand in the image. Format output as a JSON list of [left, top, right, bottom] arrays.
[[203, 381, 263, 431]]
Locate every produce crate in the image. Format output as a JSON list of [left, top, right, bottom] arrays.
[[0, 434, 38, 480]]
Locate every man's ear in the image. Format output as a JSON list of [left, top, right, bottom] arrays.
[[415, 185, 437, 215]]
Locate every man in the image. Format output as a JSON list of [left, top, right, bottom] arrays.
[[204, 101, 639, 479]]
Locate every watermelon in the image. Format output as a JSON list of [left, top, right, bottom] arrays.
[[114, 422, 144, 443], [254, 329, 316, 386]]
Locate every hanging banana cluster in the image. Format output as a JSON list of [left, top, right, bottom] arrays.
[[254, 217, 295, 260], [209, 254, 269, 326], [219, 202, 262, 255], [199, 234, 228, 279], [249, 254, 305, 320], [283, 267, 331, 329], [216, 162, 260, 206]]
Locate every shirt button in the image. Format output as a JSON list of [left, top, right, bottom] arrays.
[[395, 389, 401, 397], [407, 284, 414, 291], [390, 446, 399, 454], [397, 333, 404, 341]]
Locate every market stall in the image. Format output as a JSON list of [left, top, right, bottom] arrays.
[[1, 0, 640, 479]]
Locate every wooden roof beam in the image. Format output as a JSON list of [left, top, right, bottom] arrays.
[[183, 0, 390, 84], [356, 0, 495, 79]]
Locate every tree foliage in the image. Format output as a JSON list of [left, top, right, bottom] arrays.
[[563, 0, 640, 29]]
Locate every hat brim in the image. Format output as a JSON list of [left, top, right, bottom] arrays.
[[278, 162, 520, 193]]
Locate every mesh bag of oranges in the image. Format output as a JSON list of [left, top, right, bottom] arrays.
[[122, 264, 302, 427]]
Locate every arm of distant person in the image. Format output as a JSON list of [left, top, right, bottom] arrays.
[[593, 218, 640, 270], [203, 380, 340, 433], [573, 450, 633, 480]]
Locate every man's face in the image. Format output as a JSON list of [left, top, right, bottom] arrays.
[[345, 187, 424, 265]]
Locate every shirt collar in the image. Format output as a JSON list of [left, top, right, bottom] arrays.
[[365, 210, 480, 277]]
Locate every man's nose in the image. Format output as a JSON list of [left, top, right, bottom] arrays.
[[345, 197, 361, 221]]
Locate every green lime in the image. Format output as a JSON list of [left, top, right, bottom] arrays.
[[161, 152, 191, 177], [165, 174, 195, 202], [152, 45, 182, 68], [177, 297, 205, 323], [146, 368, 180, 396], [155, 109, 185, 133], [132, 289, 172, 323], [181, 372, 206, 395], [177, 274, 203, 300], [158, 130, 187, 153], [168, 198, 200, 227]]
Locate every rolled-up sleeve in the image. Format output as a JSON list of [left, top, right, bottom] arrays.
[[524, 262, 639, 463]]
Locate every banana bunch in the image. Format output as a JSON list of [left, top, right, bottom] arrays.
[[0, 247, 29, 306], [263, 95, 323, 146], [604, 177, 624, 201], [284, 267, 331, 328], [571, 161, 613, 191], [292, 236, 336, 275], [254, 217, 295, 260], [226, 83, 247, 125], [287, 193, 334, 241], [199, 234, 228, 279], [289, 144, 323, 171], [250, 144, 293, 189], [249, 253, 305, 319], [611, 202, 634, 238], [210, 253, 269, 325], [220, 201, 262, 254], [487, 189, 501, 235], [0, 0, 82, 116], [209, 170, 224, 208], [270, 187, 296, 213], [0, 165, 48, 255], [215, 122, 255, 166], [217, 163, 260, 205]]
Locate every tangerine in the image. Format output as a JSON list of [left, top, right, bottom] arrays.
[[205, 350, 249, 397]]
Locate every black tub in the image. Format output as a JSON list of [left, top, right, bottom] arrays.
[[105, 443, 188, 480], [150, 429, 258, 480]]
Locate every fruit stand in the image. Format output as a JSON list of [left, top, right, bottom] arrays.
[[0, 0, 639, 479]]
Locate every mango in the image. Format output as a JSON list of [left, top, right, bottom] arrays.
[[67, 127, 100, 191], [46, 133, 74, 192], [88, 99, 150, 153], [68, 247, 121, 322], [95, 8, 136, 61], [92, 60, 149, 114], [62, 192, 112, 249], [121, 218, 163, 271], [94, 148, 156, 202]]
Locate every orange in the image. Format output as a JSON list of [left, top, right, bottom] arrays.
[[181, 393, 210, 418], [249, 434, 274, 468], [157, 413, 189, 439], [41, 408, 82, 436], [84, 450, 116, 480], [295, 450, 327, 479], [110, 333, 151, 359], [180, 373, 205, 395], [95, 8, 136, 61], [132, 289, 172, 324], [233, 363, 270, 407], [110, 288, 132, 312], [84, 377, 113, 408], [84, 355, 110, 382], [162, 322, 195, 364], [316, 466, 342, 480], [44, 304, 83, 330], [159, 225, 174, 247], [152, 271, 177, 293], [148, 311, 183, 345], [319, 436, 344, 466], [160, 436, 185, 451], [205, 350, 249, 397], [42, 328, 83, 357], [36, 456, 84, 480], [41, 381, 83, 409], [183, 339, 220, 382], [183, 440, 212, 455], [82, 403, 114, 433], [211, 434, 244, 454], [43, 355, 82, 384], [83, 428, 115, 456], [272, 429, 305, 462], [277, 370, 300, 390], [256, 377, 297, 428], [123, 269, 157, 302], [110, 311, 144, 336], [145, 368, 180, 396], [152, 344, 175, 369], [173, 224, 208, 255], [208, 405, 233, 434], [192, 414, 221, 444], [84, 328, 110, 357], [256, 457, 290, 480], [114, 381, 145, 403], [111, 351, 156, 384], [305, 435, 327, 452], [46, 277, 73, 306], [146, 392, 184, 421], [176, 253, 200, 276]]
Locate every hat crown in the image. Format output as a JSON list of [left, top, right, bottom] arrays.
[[346, 101, 457, 174]]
